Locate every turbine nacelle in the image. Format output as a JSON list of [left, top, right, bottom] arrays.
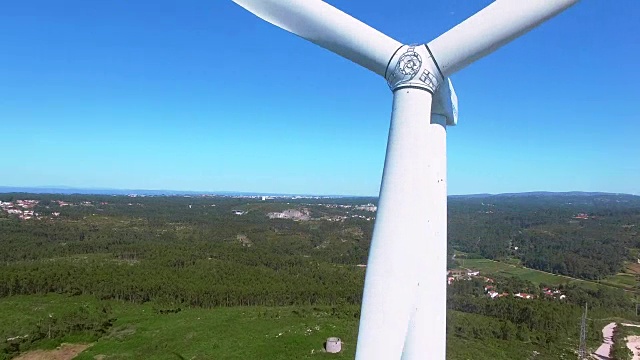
[[432, 78, 458, 126]]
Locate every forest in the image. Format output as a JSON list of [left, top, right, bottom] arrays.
[[0, 192, 639, 358], [448, 192, 640, 279]]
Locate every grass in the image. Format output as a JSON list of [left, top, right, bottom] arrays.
[[599, 273, 638, 291], [1, 294, 581, 360], [460, 257, 640, 293], [80, 304, 361, 360], [0, 294, 101, 339], [446, 337, 575, 360], [1, 294, 359, 360], [459, 258, 598, 288]]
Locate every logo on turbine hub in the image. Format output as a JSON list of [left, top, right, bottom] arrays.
[[386, 44, 441, 92], [397, 50, 422, 77]]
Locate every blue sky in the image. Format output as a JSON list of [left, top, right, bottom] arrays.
[[1, 0, 638, 196]]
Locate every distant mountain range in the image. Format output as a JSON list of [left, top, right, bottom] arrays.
[[450, 191, 634, 199], [0, 186, 348, 198], [0, 186, 636, 199]]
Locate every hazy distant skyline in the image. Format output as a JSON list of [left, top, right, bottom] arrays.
[[1, 1, 638, 196]]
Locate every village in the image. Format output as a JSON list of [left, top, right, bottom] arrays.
[[0, 199, 43, 220], [447, 268, 567, 301], [1, 197, 377, 223], [0, 199, 100, 221]]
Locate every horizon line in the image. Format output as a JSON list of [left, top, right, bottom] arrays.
[[0, 185, 637, 198]]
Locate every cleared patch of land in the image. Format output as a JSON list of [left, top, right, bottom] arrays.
[[13, 343, 91, 360], [625, 262, 640, 275]]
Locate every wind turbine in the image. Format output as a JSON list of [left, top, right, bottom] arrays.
[[230, 0, 579, 358]]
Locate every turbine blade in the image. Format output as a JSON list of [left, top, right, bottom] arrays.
[[427, 0, 579, 76], [232, 0, 401, 76]]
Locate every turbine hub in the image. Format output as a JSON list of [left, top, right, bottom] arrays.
[[385, 45, 443, 93]]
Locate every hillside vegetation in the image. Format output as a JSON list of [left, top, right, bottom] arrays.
[[0, 192, 638, 358], [449, 193, 640, 280]]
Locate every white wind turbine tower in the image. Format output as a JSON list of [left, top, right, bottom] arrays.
[[231, 0, 579, 358]]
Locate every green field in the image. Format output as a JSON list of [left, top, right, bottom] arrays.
[[599, 272, 638, 291], [80, 305, 360, 360], [460, 258, 640, 295], [1, 294, 580, 360], [460, 258, 599, 288], [1, 294, 359, 360]]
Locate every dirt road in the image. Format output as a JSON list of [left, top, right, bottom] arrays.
[[594, 322, 616, 360], [626, 335, 640, 360], [13, 343, 91, 360]]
